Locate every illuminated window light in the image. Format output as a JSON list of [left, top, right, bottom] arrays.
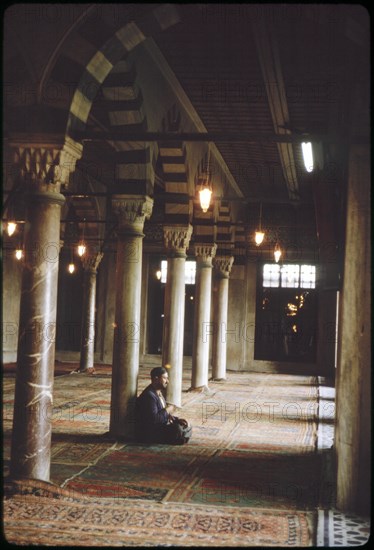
[[263, 263, 316, 289], [263, 264, 280, 287], [302, 142, 314, 173], [281, 265, 300, 288], [300, 265, 316, 288], [160, 260, 196, 284]]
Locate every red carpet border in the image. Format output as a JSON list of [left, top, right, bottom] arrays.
[[4, 488, 315, 546]]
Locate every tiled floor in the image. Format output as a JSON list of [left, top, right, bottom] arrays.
[[316, 379, 370, 547], [3, 368, 370, 546], [317, 509, 371, 547]]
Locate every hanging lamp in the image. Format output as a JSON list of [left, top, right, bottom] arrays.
[[77, 218, 86, 257], [254, 202, 265, 246], [199, 145, 212, 213], [6, 198, 17, 236], [68, 245, 76, 274], [274, 243, 282, 263], [7, 221, 17, 237]]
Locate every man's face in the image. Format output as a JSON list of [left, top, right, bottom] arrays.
[[154, 372, 169, 390]]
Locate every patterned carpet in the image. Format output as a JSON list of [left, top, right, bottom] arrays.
[[3, 479, 314, 547], [3, 363, 321, 546]]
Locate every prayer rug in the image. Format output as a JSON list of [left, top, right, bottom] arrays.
[[64, 444, 215, 501], [3, 480, 316, 547], [180, 373, 319, 453], [164, 449, 323, 510], [3, 369, 319, 512]]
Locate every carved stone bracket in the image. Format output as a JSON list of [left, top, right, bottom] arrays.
[[163, 224, 193, 257], [194, 243, 217, 267], [7, 136, 83, 192], [213, 255, 234, 278], [112, 195, 154, 236], [81, 252, 104, 273], [57, 137, 83, 188]]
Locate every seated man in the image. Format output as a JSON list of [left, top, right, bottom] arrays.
[[135, 366, 192, 445]]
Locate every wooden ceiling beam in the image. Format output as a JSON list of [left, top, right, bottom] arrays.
[[251, 17, 300, 201], [78, 131, 338, 144]]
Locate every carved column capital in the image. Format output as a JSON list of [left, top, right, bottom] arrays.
[[7, 136, 82, 192], [163, 224, 193, 258], [81, 252, 104, 273], [213, 255, 234, 278], [194, 243, 217, 267], [112, 195, 154, 236]]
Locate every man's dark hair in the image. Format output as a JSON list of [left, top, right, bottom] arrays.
[[150, 366, 167, 380]]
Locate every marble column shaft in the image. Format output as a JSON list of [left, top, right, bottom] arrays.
[[191, 244, 217, 389], [162, 225, 193, 407], [79, 253, 103, 372], [10, 184, 65, 480], [211, 256, 234, 380], [109, 196, 153, 438]]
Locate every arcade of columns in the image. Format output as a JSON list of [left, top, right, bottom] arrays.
[[7, 141, 235, 479]]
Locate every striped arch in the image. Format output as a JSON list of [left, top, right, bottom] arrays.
[[100, 60, 156, 194], [63, 5, 180, 194], [66, 5, 180, 140], [158, 105, 191, 224]]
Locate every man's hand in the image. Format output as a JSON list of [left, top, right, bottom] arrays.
[[178, 418, 189, 428], [165, 404, 176, 414]]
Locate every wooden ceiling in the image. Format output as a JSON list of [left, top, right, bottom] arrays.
[[3, 4, 370, 257]]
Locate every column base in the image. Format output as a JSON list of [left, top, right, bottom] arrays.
[[70, 368, 96, 375], [210, 377, 227, 382], [188, 385, 208, 392], [187, 385, 214, 396]]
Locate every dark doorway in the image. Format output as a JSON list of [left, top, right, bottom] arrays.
[[56, 249, 84, 351], [254, 287, 317, 362], [147, 257, 195, 356]]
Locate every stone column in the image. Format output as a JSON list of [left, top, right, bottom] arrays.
[[78, 252, 103, 373], [335, 145, 371, 515], [10, 138, 82, 481], [211, 255, 234, 380], [162, 224, 193, 407], [191, 244, 217, 389], [109, 196, 153, 439]]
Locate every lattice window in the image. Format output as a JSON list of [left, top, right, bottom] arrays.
[[300, 265, 316, 288], [263, 264, 280, 287], [281, 264, 300, 288], [263, 264, 316, 288]]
